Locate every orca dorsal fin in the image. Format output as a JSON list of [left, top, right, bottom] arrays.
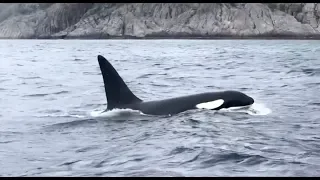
[[97, 55, 142, 110]]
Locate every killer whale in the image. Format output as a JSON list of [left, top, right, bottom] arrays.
[[97, 55, 254, 116]]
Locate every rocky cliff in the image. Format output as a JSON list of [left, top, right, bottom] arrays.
[[0, 3, 319, 39]]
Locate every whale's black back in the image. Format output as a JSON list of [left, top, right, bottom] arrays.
[[97, 55, 142, 110], [96, 55, 254, 116]]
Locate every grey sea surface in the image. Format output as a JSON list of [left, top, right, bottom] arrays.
[[0, 39, 319, 176]]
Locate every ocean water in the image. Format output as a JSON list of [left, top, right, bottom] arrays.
[[0, 39, 319, 177]]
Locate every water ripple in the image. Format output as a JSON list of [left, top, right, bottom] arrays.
[[0, 39, 319, 177]]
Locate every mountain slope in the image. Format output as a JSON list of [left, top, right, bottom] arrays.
[[0, 3, 319, 39]]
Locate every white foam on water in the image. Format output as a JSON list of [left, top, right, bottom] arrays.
[[89, 108, 143, 118], [219, 102, 272, 116], [33, 113, 86, 118], [248, 102, 272, 115]]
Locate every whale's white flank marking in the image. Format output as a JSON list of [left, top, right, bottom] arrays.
[[195, 99, 224, 110]]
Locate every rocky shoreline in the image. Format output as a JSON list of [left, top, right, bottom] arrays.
[[0, 3, 319, 40], [2, 35, 320, 40]]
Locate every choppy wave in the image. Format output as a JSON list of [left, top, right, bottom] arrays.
[[1, 40, 319, 177]]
